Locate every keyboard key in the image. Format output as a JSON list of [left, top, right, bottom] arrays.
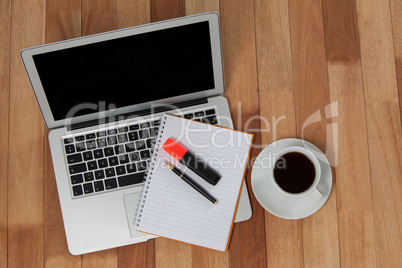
[[118, 172, 146, 187], [93, 149, 104, 159], [184, 113, 194, 119], [97, 131, 107, 137], [129, 152, 140, 162], [76, 142, 86, 152], [135, 140, 146, 150], [105, 178, 118, 190], [125, 142, 136, 152], [194, 111, 205, 117], [71, 174, 83, 184], [140, 122, 150, 128], [202, 115, 218, 125], [107, 129, 117, 135], [65, 144, 75, 154], [105, 168, 116, 177], [72, 185, 83, 196], [67, 153, 82, 164], [83, 183, 94, 194], [75, 135, 85, 142], [116, 165, 126, 175], [128, 131, 139, 141], [69, 163, 87, 174], [83, 151, 93, 161], [151, 120, 161, 126], [117, 133, 128, 143], [149, 128, 158, 137], [85, 133, 96, 140], [64, 138, 74, 144], [108, 156, 119, 166], [129, 124, 139, 131], [107, 136, 117, 145], [137, 161, 148, 171], [118, 127, 128, 133], [114, 145, 124, 155], [139, 130, 149, 139], [98, 158, 108, 168], [94, 181, 104, 192], [84, 172, 94, 182], [104, 147, 114, 156], [97, 138, 107, 148], [146, 138, 155, 148], [140, 150, 151, 160], [94, 170, 105, 180], [205, 109, 216, 115], [119, 154, 129, 164], [87, 161, 98, 171], [126, 163, 137, 173]]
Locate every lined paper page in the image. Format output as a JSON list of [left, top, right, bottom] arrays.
[[135, 114, 253, 251]]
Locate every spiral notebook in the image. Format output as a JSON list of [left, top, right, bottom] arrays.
[[134, 113, 253, 251]]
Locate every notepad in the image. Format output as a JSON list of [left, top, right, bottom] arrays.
[[134, 114, 253, 251]]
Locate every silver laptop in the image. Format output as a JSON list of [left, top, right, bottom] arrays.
[[21, 12, 252, 255]]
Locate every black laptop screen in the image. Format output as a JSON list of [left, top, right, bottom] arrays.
[[33, 21, 215, 120]]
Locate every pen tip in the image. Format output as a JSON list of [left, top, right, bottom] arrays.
[[214, 200, 219, 205], [164, 161, 173, 169]]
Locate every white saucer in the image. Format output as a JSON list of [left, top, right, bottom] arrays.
[[251, 138, 332, 219]]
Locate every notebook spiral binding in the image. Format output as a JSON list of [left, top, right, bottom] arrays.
[[134, 114, 167, 227]]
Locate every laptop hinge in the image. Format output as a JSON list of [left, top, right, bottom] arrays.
[[67, 98, 208, 131]]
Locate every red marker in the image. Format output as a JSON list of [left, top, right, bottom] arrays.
[[163, 138, 221, 185]]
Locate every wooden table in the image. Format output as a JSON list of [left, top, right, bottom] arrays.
[[1, 0, 401, 267]]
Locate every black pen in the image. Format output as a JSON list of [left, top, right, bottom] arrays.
[[164, 161, 219, 205]]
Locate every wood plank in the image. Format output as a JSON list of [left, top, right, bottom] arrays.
[[356, 0, 402, 266], [185, 0, 219, 15], [150, 0, 185, 22], [288, 0, 340, 267], [389, 0, 402, 125], [155, 238, 192, 268], [8, 0, 46, 266], [0, 0, 11, 267], [254, 0, 304, 266], [116, 0, 150, 29], [82, 0, 116, 35], [119, 241, 156, 268], [323, 0, 377, 267], [43, 1, 82, 267], [219, 0, 266, 267]]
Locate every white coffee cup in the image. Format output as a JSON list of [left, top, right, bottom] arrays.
[[271, 146, 323, 200]]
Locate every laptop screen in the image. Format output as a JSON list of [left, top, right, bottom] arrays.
[[32, 21, 215, 121]]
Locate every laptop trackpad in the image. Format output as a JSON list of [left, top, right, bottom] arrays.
[[123, 192, 143, 238]]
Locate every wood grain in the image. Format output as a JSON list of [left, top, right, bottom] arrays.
[[219, 0, 266, 267], [288, 0, 340, 267], [8, 0, 45, 266], [254, 0, 304, 266], [2, 0, 402, 267], [323, 0, 377, 267], [0, 0, 11, 267], [82, 0, 116, 35], [390, 0, 402, 124], [43, 1, 82, 267], [116, 0, 150, 29], [150, 0, 185, 22], [357, 0, 402, 266]]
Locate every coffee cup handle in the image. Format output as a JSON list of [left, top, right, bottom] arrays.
[[312, 188, 323, 200]]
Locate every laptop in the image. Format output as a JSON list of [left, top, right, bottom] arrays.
[[21, 12, 252, 255]]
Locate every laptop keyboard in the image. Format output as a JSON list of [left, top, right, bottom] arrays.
[[63, 109, 217, 198]]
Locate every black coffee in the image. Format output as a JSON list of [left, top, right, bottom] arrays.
[[273, 152, 316, 194]]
